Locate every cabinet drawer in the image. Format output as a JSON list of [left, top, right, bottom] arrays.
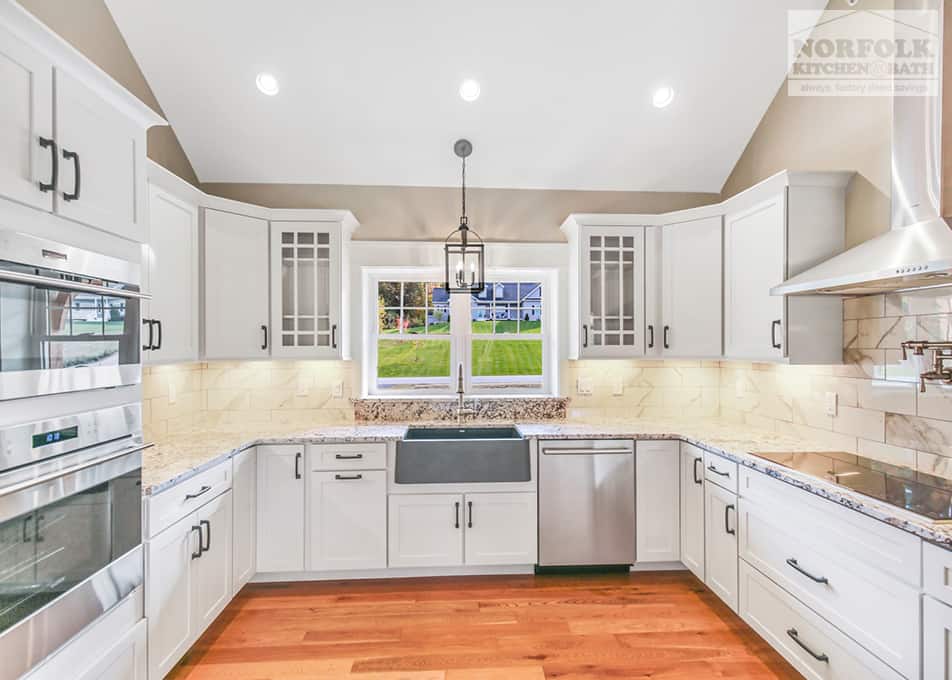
[[703, 450, 738, 493], [739, 561, 904, 680], [739, 467, 921, 586], [739, 498, 919, 679], [146, 460, 231, 538], [925, 541, 952, 608], [309, 442, 387, 470]]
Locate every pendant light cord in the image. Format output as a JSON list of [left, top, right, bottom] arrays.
[[460, 156, 466, 224]]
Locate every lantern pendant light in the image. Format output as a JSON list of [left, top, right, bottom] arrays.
[[443, 139, 485, 294]]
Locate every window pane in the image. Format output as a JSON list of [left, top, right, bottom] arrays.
[[379, 309, 401, 333], [472, 339, 542, 377], [404, 309, 425, 334], [403, 282, 426, 307], [471, 294, 493, 333], [427, 306, 450, 334], [378, 282, 401, 308], [377, 339, 451, 378]]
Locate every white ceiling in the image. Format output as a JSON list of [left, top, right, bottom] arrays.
[[105, 0, 826, 192]]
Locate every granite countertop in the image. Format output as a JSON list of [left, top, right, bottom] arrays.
[[143, 418, 952, 550]]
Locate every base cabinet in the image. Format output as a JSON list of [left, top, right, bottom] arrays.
[[925, 595, 952, 680], [636, 441, 680, 562], [232, 448, 256, 591], [679, 444, 705, 580], [388, 494, 464, 568], [464, 492, 537, 566], [308, 469, 387, 570], [704, 481, 738, 612], [256, 445, 305, 572], [76, 620, 147, 680]]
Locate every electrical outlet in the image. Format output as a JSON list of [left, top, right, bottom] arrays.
[[332, 380, 344, 399], [825, 391, 838, 417], [612, 377, 624, 396], [576, 377, 593, 396]]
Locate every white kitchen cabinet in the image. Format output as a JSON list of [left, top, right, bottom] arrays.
[[192, 491, 233, 632], [142, 184, 198, 363], [463, 492, 537, 566], [204, 209, 270, 359], [76, 620, 146, 680], [308, 469, 387, 571], [925, 595, 952, 680], [561, 217, 647, 358], [256, 445, 306, 572], [661, 215, 723, 358], [636, 441, 679, 563], [232, 448, 256, 591], [388, 494, 464, 568], [704, 481, 738, 612], [724, 173, 848, 364], [644, 226, 663, 357], [679, 444, 705, 580], [0, 22, 53, 212]]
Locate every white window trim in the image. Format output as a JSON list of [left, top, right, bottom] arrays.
[[362, 266, 558, 398]]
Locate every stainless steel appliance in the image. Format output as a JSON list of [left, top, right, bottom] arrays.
[[0, 404, 148, 680], [0, 230, 147, 401], [538, 439, 635, 567]]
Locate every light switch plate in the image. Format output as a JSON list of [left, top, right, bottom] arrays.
[[612, 377, 624, 396], [825, 391, 838, 416], [296, 374, 310, 397], [576, 377, 593, 396], [332, 380, 344, 399]]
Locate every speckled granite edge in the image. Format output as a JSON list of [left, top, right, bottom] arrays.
[[353, 397, 568, 422], [144, 421, 952, 551]]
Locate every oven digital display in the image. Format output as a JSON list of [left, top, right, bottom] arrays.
[[31, 426, 79, 448]]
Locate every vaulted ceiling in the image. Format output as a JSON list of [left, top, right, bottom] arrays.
[[105, 0, 827, 192]]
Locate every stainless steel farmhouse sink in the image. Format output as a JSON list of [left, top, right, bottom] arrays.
[[396, 427, 530, 484]]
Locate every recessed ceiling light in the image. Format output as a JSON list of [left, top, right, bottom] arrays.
[[459, 79, 480, 102], [256, 72, 280, 96], [652, 86, 675, 108]]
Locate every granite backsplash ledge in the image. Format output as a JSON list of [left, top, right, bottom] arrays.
[[353, 397, 569, 422]]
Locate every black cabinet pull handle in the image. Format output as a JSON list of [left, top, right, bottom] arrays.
[[142, 319, 153, 351], [38, 137, 57, 192], [200, 519, 211, 552], [334, 473, 363, 480], [331, 324, 337, 349], [294, 452, 302, 480], [786, 628, 829, 663], [61, 148, 80, 201], [582, 324, 588, 348], [692, 457, 702, 485], [261, 324, 268, 350], [467, 501, 473, 528], [335, 453, 363, 460], [663, 325, 670, 349], [771, 319, 782, 350], [185, 485, 211, 501], [724, 504, 735, 535], [454, 501, 460, 529], [190, 525, 203, 559], [647, 324, 654, 349], [152, 319, 162, 350], [707, 464, 730, 477], [785, 558, 829, 584]]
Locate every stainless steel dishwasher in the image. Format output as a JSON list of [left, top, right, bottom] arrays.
[[537, 439, 635, 568]]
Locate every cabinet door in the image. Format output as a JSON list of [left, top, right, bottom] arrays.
[[256, 446, 305, 572], [704, 482, 738, 611], [925, 596, 952, 680], [679, 445, 705, 580], [388, 494, 464, 568], [308, 470, 386, 570], [0, 24, 53, 211], [192, 490, 233, 633], [725, 194, 786, 360], [144, 185, 198, 363], [662, 216, 723, 357], [232, 448, 256, 591], [463, 492, 537, 566], [76, 620, 146, 680], [636, 441, 679, 563], [204, 209, 270, 359], [271, 221, 341, 358], [146, 513, 198, 680], [644, 226, 663, 357], [53, 70, 146, 241], [579, 227, 645, 357]]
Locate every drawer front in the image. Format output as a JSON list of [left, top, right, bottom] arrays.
[[739, 498, 919, 679], [739, 467, 921, 586], [925, 541, 952, 608], [147, 459, 232, 538], [739, 561, 904, 680], [703, 450, 738, 493], [310, 442, 387, 470]]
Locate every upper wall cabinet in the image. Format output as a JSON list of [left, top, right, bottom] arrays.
[[724, 172, 849, 364], [0, 8, 165, 241], [270, 219, 355, 360], [562, 218, 648, 359]]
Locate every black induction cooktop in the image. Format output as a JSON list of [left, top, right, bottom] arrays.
[[750, 450, 952, 523]]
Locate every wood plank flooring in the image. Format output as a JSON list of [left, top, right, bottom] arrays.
[[167, 571, 800, 679]]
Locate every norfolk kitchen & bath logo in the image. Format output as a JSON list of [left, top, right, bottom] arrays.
[[788, 9, 939, 96]]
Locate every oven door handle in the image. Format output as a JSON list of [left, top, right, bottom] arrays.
[[0, 443, 153, 499], [0, 269, 151, 300]]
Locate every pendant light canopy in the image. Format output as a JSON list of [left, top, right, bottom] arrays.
[[444, 139, 485, 294]]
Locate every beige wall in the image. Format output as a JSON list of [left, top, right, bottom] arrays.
[[19, 0, 199, 186], [202, 183, 719, 242]]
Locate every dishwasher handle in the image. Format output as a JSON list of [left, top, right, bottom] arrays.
[[541, 447, 632, 455]]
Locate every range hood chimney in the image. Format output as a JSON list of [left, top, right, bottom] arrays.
[[772, 0, 952, 296]]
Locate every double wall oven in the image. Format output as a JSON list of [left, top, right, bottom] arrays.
[[0, 230, 146, 401], [0, 404, 147, 680]]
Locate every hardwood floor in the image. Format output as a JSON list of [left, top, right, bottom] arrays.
[[167, 571, 800, 679]]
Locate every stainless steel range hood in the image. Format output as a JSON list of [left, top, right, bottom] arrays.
[[772, 0, 952, 296]]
